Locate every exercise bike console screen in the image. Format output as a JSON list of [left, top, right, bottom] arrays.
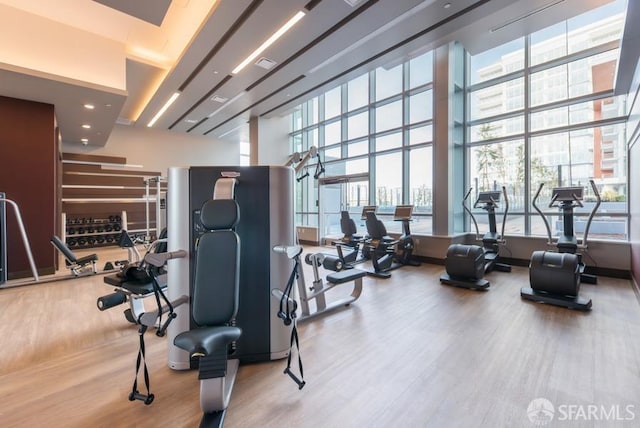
[[393, 205, 414, 221], [552, 186, 583, 202], [477, 191, 501, 204], [360, 205, 377, 220]]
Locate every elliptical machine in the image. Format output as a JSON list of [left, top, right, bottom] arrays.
[[440, 186, 510, 290], [520, 180, 601, 310]]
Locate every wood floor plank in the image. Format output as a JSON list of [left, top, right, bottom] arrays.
[[1, 247, 640, 427]]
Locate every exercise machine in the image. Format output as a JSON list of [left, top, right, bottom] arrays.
[[440, 186, 511, 290], [167, 166, 294, 371], [97, 236, 171, 325], [362, 205, 420, 278], [0, 193, 39, 284], [50, 235, 98, 276], [273, 245, 365, 321], [174, 197, 241, 426], [467, 187, 511, 273], [521, 180, 601, 310], [0, 192, 6, 285], [333, 210, 366, 266]]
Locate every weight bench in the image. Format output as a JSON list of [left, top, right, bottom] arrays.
[[51, 235, 98, 276]]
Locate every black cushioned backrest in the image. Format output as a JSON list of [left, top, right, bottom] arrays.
[[193, 199, 240, 327], [365, 212, 387, 239], [51, 235, 77, 263], [340, 211, 357, 237]]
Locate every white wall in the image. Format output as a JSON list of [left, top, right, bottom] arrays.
[[61, 124, 239, 175], [256, 116, 290, 165]]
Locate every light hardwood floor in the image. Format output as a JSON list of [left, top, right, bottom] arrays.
[[1, 247, 639, 427]]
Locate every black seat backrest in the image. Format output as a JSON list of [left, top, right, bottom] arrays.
[[340, 211, 358, 238], [365, 212, 388, 240], [117, 230, 136, 248], [51, 235, 78, 263], [193, 199, 240, 327]]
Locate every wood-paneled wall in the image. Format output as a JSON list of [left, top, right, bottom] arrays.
[[0, 95, 58, 279], [61, 153, 166, 246]]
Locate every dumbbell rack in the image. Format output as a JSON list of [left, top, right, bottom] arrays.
[[62, 211, 128, 249]]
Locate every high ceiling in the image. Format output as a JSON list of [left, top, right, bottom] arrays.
[[0, 0, 630, 147]]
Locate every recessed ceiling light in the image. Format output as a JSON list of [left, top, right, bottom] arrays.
[[81, 138, 88, 142], [185, 119, 198, 124], [444, 2, 451, 8], [83, 104, 95, 110], [82, 124, 91, 129], [231, 11, 305, 74], [211, 95, 228, 103]]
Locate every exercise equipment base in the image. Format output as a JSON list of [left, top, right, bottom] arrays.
[[439, 274, 489, 290], [200, 409, 226, 428], [520, 287, 592, 311], [490, 262, 511, 273]]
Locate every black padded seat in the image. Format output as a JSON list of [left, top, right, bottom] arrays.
[[327, 269, 366, 284], [174, 326, 242, 357]]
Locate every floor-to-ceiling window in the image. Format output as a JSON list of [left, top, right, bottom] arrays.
[[289, 50, 435, 241], [466, 0, 628, 240]]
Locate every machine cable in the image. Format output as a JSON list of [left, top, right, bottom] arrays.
[[274, 245, 306, 390], [127, 248, 184, 405]]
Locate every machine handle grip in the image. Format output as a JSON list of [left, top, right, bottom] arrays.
[[284, 367, 306, 390], [532, 183, 553, 244], [581, 179, 601, 248], [462, 188, 480, 240]]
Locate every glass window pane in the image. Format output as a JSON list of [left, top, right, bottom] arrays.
[[323, 144, 341, 161], [375, 132, 402, 152], [469, 117, 524, 142], [530, 64, 567, 107], [467, 140, 526, 235], [347, 73, 369, 112], [375, 151, 402, 209], [324, 120, 341, 146], [375, 64, 403, 101], [409, 51, 433, 88], [325, 158, 368, 176], [307, 97, 319, 125], [409, 90, 433, 124], [530, 22, 567, 67], [324, 86, 341, 119], [292, 107, 302, 131], [347, 111, 369, 140], [291, 132, 302, 153], [375, 100, 402, 132], [305, 128, 318, 149], [568, 49, 618, 98], [470, 78, 524, 120], [348, 139, 368, 157], [409, 146, 432, 215], [567, 0, 626, 54], [468, 140, 525, 204], [409, 124, 432, 145], [469, 38, 524, 85]]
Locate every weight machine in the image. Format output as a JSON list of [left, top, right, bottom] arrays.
[[273, 245, 365, 321]]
